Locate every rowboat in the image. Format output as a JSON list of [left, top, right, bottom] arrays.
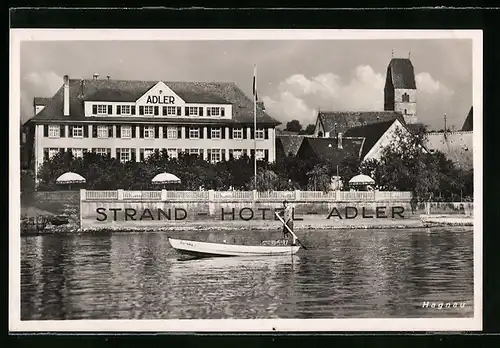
[[168, 237, 300, 258]]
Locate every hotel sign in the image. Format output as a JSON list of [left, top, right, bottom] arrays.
[[146, 95, 175, 104]]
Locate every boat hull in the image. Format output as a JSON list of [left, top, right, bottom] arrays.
[[168, 238, 300, 257]]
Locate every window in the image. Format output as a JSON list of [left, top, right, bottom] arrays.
[[72, 126, 84, 138], [211, 127, 221, 139], [144, 126, 155, 139], [120, 148, 131, 163], [144, 148, 154, 159], [165, 106, 176, 115], [402, 93, 410, 103], [48, 125, 60, 138], [255, 128, 265, 140], [233, 128, 243, 139], [48, 148, 59, 159], [232, 149, 243, 160], [211, 149, 221, 163], [96, 104, 108, 114], [144, 106, 154, 115], [256, 149, 265, 160], [97, 125, 108, 139], [189, 148, 200, 155], [207, 107, 220, 117], [189, 127, 200, 139], [404, 109, 407, 115], [121, 126, 132, 138], [167, 148, 178, 159], [72, 148, 84, 159], [188, 107, 198, 116], [121, 105, 131, 115], [95, 148, 108, 156], [166, 126, 178, 139]]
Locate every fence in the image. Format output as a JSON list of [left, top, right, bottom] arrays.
[[81, 189, 412, 202]]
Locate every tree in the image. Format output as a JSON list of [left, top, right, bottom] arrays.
[[299, 124, 316, 135], [306, 164, 332, 192], [285, 120, 303, 133]]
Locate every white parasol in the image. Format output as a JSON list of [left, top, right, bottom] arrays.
[[152, 172, 181, 184], [349, 174, 375, 186], [56, 172, 86, 190]]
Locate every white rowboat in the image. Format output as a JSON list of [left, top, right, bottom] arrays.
[[168, 237, 300, 258]]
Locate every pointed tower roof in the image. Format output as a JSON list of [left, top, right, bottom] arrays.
[[387, 58, 416, 89], [461, 106, 473, 131]]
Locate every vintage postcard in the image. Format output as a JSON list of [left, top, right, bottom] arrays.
[[10, 29, 482, 332]]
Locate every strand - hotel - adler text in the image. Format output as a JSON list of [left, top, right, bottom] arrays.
[[22, 74, 280, 181]]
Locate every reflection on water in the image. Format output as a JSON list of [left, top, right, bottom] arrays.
[[21, 228, 474, 320]]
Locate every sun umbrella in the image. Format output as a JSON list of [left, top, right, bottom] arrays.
[[349, 174, 375, 186], [152, 172, 181, 184], [56, 172, 86, 190]]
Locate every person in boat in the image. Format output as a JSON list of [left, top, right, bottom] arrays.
[[280, 200, 295, 245]]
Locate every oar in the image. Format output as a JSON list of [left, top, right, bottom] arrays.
[[275, 212, 308, 250]]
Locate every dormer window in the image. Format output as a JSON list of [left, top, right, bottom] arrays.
[[211, 127, 222, 139], [121, 105, 131, 115], [402, 93, 410, 103], [188, 107, 198, 116], [96, 104, 108, 115], [144, 106, 154, 115], [163, 106, 177, 116]]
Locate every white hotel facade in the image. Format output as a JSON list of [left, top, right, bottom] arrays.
[[23, 74, 280, 179]]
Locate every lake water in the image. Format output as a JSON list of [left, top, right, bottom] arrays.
[[20, 227, 474, 320]]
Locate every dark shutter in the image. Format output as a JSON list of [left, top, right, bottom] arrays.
[[199, 126, 204, 139], [199, 107, 203, 116], [116, 125, 121, 138], [131, 126, 136, 138], [177, 106, 181, 116], [106, 148, 111, 157], [162, 106, 167, 116], [250, 149, 255, 159], [84, 125, 89, 138], [177, 127, 182, 139], [131, 149, 136, 162], [221, 127, 226, 139], [221, 108, 225, 117], [68, 125, 73, 138], [243, 149, 248, 156], [59, 148, 65, 155], [139, 106, 144, 115], [264, 128, 269, 139], [221, 149, 226, 161], [207, 108, 211, 116], [108, 105, 112, 114], [43, 125, 48, 137], [43, 149, 49, 161], [229, 149, 234, 160], [91, 148, 95, 153], [108, 125, 113, 138], [155, 126, 159, 138], [229, 127, 233, 139], [243, 127, 247, 139], [185, 106, 189, 116], [207, 126, 212, 139], [92, 105, 97, 115], [116, 105, 121, 115], [154, 106, 159, 116], [116, 148, 121, 159], [200, 149, 204, 159], [207, 149, 212, 161], [185, 127, 190, 139], [140, 149, 144, 161], [264, 149, 269, 162], [131, 106, 136, 115], [250, 128, 254, 139], [60, 125, 65, 137], [92, 125, 97, 138], [139, 126, 144, 138]]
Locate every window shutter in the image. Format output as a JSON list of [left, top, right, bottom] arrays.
[[60, 125, 65, 137], [185, 106, 189, 116], [108, 125, 113, 137], [177, 106, 181, 116], [59, 148, 65, 154], [68, 125, 73, 138], [116, 125, 121, 138], [199, 126, 204, 139], [106, 148, 111, 157], [108, 105, 112, 114], [243, 149, 248, 157], [243, 127, 247, 139], [264, 128, 269, 139], [207, 108, 211, 116], [92, 105, 97, 114], [229, 127, 233, 139], [185, 127, 190, 139], [131, 149, 136, 162], [250, 149, 255, 159], [132, 126, 137, 138], [200, 149, 204, 159], [162, 106, 167, 116], [140, 149, 144, 161], [250, 128, 254, 139], [155, 126, 159, 138], [131, 106, 136, 115], [221, 107, 225, 117], [92, 126, 97, 138], [116, 148, 121, 159], [221, 149, 226, 161], [84, 125, 89, 138], [229, 149, 234, 159], [199, 107, 203, 116], [91, 148, 95, 153], [43, 149, 49, 161], [139, 126, 144, 138], [264, 149, 269, 162], [43, 125, 48, 137], [177, 127, 182, 139], [221, 127, 226, 139], [207, 126, 212, 139], [139, 106, 144, 115], [207, 149, 211, 161], [154, 106, 159, 116], [117, 105, 121, 115]]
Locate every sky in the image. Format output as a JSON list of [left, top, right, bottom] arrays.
[[20, 39, 473, 130]]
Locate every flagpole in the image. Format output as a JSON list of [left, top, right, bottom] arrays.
[[253, 64, 257, 190]]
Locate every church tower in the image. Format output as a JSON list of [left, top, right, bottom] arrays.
[[384, 58, 417, 124]]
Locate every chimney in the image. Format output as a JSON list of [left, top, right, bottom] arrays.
[[257, 101, 265, 111], [93, 73, 99, 80], [63, 75, 70, 116], [338, 132, 343, 149]]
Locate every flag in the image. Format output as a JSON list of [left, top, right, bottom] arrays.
[[253, 65, 258, 101]]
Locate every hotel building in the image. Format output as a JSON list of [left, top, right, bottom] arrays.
[[23, 74, 280, 180]]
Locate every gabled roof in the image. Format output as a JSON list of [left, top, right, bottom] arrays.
[[33, 97, 51, 106], [386, 58, 416, 89], [461, 106, 473, 131], [317, 111, 403, 135], [298, 137, 365, 165], [276, 134, 308, 156], [30, 78, 279, 125], [344, 119, 397, 158]]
